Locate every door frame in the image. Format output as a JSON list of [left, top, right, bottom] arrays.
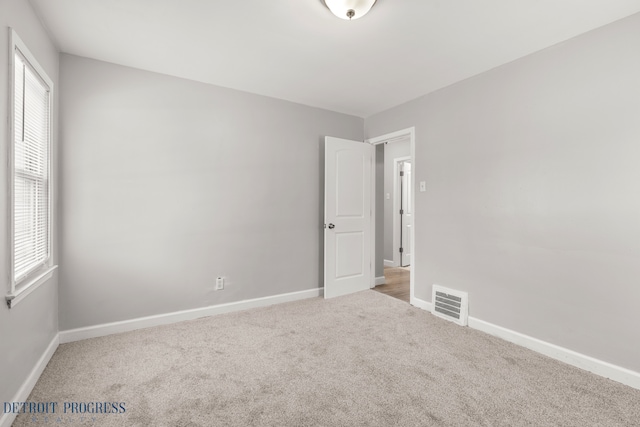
[[366, 127, 416, 305], [393, 156, 411, 268]]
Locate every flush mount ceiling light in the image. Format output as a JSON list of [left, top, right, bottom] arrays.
[[323, 0, 377, 20]]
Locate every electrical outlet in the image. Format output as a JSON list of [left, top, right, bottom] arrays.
[[215, 277, 224, 290]]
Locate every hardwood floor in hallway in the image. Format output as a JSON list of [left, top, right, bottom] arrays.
[[373, 266, 410, 303]]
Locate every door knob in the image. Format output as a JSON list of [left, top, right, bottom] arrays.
[[328, 223, 335, 229]]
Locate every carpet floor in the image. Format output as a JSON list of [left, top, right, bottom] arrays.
[[15, 290, 640, 426]]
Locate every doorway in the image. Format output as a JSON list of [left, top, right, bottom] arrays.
[[368, 128, 415, 305], [322, 128, 415, 303]]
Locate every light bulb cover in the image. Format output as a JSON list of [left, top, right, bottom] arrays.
[[323, 0, 377, 20]]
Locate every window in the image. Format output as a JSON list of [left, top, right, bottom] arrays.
[[6, 29, 56, 308]]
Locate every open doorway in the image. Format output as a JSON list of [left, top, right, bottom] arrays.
[[368, 128, 415, 304]]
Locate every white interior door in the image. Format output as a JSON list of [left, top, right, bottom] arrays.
[[401, 161, 412, 266], [324, 136, 372, 299]]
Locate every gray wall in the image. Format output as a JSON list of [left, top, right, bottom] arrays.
[[59, 55, 363, 330], [365, 12, 640, 372], [383, 139, 410, 263], [0, 0, 59, 406]]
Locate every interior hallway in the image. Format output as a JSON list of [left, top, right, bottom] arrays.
[[373, 266, 410, 303]]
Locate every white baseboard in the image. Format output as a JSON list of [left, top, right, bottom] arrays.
[[410, 296, 433, 311], [409, 297, 640, 390], [0, 334, 59, 427], [384, 259, 395, 267], [59, 287, 323, 344], [375, 276, 386, 286], [467, 317, 640, 391]]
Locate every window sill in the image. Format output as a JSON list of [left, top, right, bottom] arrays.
[[6, 265, 58, 309]]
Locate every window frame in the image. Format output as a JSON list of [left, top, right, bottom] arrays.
[[6, 28, 57, 309]]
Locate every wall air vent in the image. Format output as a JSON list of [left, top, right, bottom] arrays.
[[431, 285, 468, 326]]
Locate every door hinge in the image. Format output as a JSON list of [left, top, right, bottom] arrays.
[[399, 247, 404, 253], [400, 171, 404, 176], [400, 209, 404, 215]]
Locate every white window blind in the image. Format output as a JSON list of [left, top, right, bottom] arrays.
[[13, 48, 51, 284]]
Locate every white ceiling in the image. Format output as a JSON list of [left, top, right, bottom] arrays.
[[30, 0, 640, 118]]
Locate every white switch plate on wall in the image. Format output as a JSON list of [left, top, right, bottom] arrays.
[[419, 181, 426, 192]]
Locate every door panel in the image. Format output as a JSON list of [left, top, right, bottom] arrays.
[[336, 151, 365, 217], [324, 137, 372, 299], [336, 232, 365, 278]]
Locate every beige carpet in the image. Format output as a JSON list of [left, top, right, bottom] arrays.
[[15, 291, 640, 426]]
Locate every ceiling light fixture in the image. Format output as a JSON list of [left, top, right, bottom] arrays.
[[323, 0, 377, 20]]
